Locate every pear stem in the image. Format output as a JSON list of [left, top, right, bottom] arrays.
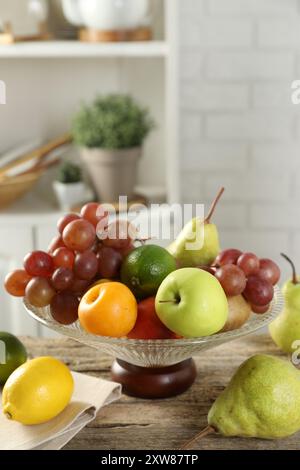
[[136, 237, 153, 245], [205, 187, 225, 224], [180, 426, 216, 450], [281, 253, 298, 285]]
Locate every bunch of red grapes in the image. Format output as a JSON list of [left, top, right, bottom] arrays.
[[208, 249, 280, 314], [4, 203, 135, 325]]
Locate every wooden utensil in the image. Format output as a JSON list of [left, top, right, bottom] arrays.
[[16, 156, 61, 178], [0, 139, 43, 171], [0, 133, 72, 179]]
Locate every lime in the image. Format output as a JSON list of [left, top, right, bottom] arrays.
[[0, 332, 27, 385], [121, 245, 177, 299]]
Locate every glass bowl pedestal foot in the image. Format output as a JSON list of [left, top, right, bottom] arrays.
[[111, 358, 197, 399]]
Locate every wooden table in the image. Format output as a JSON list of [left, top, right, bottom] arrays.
[[22, 335, 300, 450]]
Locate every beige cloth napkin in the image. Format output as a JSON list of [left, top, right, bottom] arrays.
[[0, 372, 122, 450]]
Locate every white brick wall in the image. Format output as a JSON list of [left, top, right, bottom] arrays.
[[207, 0, 299, 16], [250, 204, 300, 228], [252, 144, 300, 169], [204, 173, 291, 202], [182, 143, 248, 171], [179, 0, 300, 281], [181, 112, 203, 141], [206, 53, 294, 80], [181, 19, 253, 48], [206, 113, 292, 140], [180, 53, 203, 80], [253, 83, 292, 108], [258, 19, 300, 47], [181, 83, 248, 110]]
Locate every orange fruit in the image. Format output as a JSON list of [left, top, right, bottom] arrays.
[[91, 279, 111, 288], [78, 282, 137, 337]]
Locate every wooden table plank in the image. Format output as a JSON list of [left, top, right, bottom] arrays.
[[20, 335, 300, 450]]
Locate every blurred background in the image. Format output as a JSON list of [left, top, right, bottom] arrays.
[[0, 0, 298, 335]]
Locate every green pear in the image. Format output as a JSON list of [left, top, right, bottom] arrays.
[[208, 355, 300, 439], [167, 188, 224, 268], [168, 220, 220, 268], [269, 254, 300, 354]]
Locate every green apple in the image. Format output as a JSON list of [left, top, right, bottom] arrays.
[[155, 268, 228, 338]]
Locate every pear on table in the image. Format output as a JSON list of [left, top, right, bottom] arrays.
[[208, 355, 300, 439], [269, 254, 300, 354], [167, 188, 224, 268], [182, 354, 300, 448]]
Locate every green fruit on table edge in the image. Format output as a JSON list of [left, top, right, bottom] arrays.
[[0, 332, 27, 385], [167, 188, 224, 268], [269, 254, 300, 354], [155, 268, 228, 338], [208, 355, 300, 439], [121, 244, 177, 299]]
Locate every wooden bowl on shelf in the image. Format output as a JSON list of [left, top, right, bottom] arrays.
[[0, 171, 42, 210], [0, 133, 71, 210]]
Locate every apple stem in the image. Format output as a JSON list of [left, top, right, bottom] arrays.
[[205, 187, 225, 224], [158, 300, 178, 304], [180, 426, 216, 450], [281, 253, 298, 285]]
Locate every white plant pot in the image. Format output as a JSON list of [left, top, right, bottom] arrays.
[[61, 0, 150, 31], [53, 181, 90, 210]]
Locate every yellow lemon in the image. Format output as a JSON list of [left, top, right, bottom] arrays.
[[2, 356, 74, 425]]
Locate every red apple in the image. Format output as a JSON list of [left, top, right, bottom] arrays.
[[128, 297, 175, 340]]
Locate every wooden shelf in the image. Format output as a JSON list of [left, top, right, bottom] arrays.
[[0, 40, 169, 59]]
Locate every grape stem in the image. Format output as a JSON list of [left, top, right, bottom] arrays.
[[281, 253, 298, 285], [179, 426, 216, 450], [205, 187, 225, 224]]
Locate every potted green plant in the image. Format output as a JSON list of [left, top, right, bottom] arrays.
[[53, 161, 90, 210], [72, 94, 154, 202]]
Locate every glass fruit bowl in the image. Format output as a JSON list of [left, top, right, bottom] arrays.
[[24, 285, 283, 399]]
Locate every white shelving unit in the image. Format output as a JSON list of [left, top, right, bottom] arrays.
[[0, 40, 169, 58], [0, 0, 179, 204], [0, 0, 180, 337]]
